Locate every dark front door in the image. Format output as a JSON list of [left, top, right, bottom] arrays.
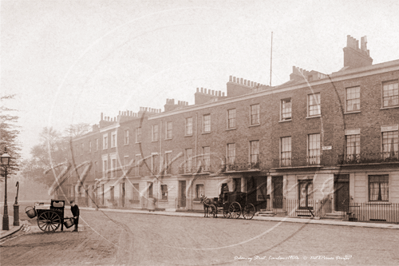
[[272, 176, 283, 209], [179, 181, 186, 208], [334, 175, 349, 212], [121, 182, 125, 207], [246, 176, 267, 211]]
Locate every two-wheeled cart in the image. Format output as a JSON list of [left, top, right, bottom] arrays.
[[25, 199, 71, 232]]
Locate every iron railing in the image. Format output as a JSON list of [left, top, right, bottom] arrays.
[[338, 152, 399, 165], [306, 155, 321, 165], [349, 202, 399, 223]]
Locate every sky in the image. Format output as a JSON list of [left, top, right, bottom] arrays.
[[1, 0, 399, 160]]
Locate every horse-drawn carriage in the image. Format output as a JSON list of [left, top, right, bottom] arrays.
[[25, 199, 74, 232], [201, 191, 256, 220]]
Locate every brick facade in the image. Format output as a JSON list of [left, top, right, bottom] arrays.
[[61, 36, 399, 221]]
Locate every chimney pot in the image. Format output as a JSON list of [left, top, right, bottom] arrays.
[[196, 87, 199, 92], [229, 75, 232, 82]]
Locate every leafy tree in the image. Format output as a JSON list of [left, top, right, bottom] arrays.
[[0, 95, 21, 177], [21, 124, 90, 187]]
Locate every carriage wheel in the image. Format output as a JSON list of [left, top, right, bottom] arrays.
[[223, 209, 230, 218], [243, 203, 256, 220], [229, 202, 241, 219], [37, 211, 61, 232]]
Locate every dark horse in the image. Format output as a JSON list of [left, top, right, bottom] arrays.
[[200, 195, 217, 218]]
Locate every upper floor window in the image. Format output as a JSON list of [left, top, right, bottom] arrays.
[[166, 121, 172, 139], [164, 152, 171, 174], [124, 156, 129, 167], [203, 114, 211, 133], [346, 134, 360, 161], [89, 141, 92, 153], [102, 159, 108, 177], [185, 148, 193, 173], [346, 86, 360, 112], [151, 154, 159, 174], [281, 99, 292, 121], [136, 127, 141, 143], [185, 117, 193, 136], [308, 93, 321, 117], [382, 80, 398, 108], [249, 140, 259, 165], [152, 124, 159, 141], [281, 137, 291, 167], [250, 104, 260, 125], [103, 134, 108, 150], [95, 139, 99, 151], [382, 130, 398, 160], [227, 143, 236, 165], [135, 155, 141, 176], [227, 109, 236, 129], [124, 130, 129, 145], [202, 146, 210, 171], [111, 158, 117, 177], [111, 131, 117, 148], [307, 133, 320, 165], [369, 175, 389, 202]]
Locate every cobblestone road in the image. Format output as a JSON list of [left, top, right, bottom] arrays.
[[1, 210, 398, 265]]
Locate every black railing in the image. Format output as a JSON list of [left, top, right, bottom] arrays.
[[349, 202, 399, 223], [226, 161, 260, 171], [280, 158, 291, 167], [338, 152, 399, 165]]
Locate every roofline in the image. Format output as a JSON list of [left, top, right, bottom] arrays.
[[149, 59, 399, 120]]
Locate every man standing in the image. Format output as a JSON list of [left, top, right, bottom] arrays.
[[70, 200, 80, 232]]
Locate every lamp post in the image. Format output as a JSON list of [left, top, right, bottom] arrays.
[[1, 148, 11, 230]]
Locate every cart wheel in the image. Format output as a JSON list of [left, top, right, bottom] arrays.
[[223, 209, 230, 218], [229, 202, 241, 219], [243, 203, 256, 220], [37, 211, 61, 232]]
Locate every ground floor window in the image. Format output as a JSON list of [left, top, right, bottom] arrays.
[[161, 184, 168, 200], [298, 180, 313, 209], [110, 186, 114, 202], [196, 184, 204, 199], [369, 175, 389, 202]]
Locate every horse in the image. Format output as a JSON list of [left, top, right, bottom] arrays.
[[200, 195, 217, 218]]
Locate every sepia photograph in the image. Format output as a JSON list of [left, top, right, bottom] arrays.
[[1, 0, 399, 265]]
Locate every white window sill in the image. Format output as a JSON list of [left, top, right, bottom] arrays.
[[344, 111, 361, 114], [184, 134, 193, 137], [380, 106, 399, 110], [279, 119, 292, 123], [306, 115, 321, 119], [226, 128, 237, 131], [249, 124, 260, 128], [202, 132, 211, 135]]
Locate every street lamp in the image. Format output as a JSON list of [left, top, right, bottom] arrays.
[[1, 148, 11, 230]]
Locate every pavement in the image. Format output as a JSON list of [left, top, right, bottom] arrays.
[[2, 207, 398, 240]]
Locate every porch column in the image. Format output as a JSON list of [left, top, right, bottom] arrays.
[[267, 176, 272, 210]]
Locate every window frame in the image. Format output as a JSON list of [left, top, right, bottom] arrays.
[[382, 130, 398, 160], [185, 117, 193, 136], [227, 109, 236, 129], [307, 93, 321, 117], [111, 131, 117, 148], [124, 129, 129, 145], [195, 184, 205, 199], [164, 151, 172, 175], [202, 146, 210, 171], [132, 183, 140, 203], [249, 140, 259, 165], [165, 121, 173, 139], [135, 127, 141, 143], [161, 184, 168, 200], [280, 98, 292, 121], [202, 114, 211, 133], [185, 148, 193, 173], [298, 179, 314, 209], [103, 134, 108, 150], [152, 124, 159, 142], [368, 175, 389, 202], [250, 104, 260, 125], [227, 143, 236, 166], [346, 86, 361, 112], [382, 80, 399, 108], [307, 133, 321, 165], [280, 136, 291, 167]]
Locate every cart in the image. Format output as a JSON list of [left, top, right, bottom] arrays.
[[25, 199, 66, 232], [207, 191, 256, 220]]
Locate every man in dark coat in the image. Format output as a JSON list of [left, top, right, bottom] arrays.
[[70, 200, 80, 232]]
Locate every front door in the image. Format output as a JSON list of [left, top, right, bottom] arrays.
[[246, 176, 267, 211], [179, 181, 186, 208], [334, 175, 349, 212], [272, 176, 283, 209], [121, 182, 125, 207]]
